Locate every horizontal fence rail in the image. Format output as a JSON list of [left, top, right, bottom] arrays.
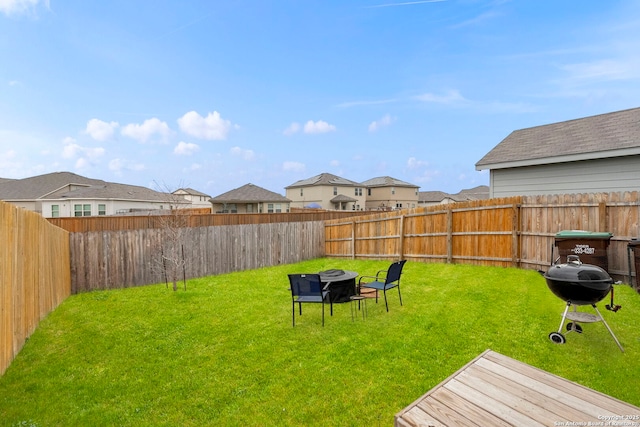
[[49, 210, 377, 233], [325, 192, 640, 284], [1, 201, 71, 375]]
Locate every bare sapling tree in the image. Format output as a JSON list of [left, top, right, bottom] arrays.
[[153, 182, 191, 291]]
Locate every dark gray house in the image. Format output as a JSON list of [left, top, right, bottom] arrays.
[[476, 107, 640, 197]]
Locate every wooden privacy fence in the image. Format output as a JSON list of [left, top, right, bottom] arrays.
[[325, 192, 640, 284], [0, 201, 71, 375], [50, 210, 376, 233], [70, 221, 325, 292]]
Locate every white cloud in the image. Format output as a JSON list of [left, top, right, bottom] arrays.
[[62, 138, 105, 160], [303, 120, 336, 134], [368, 114, 395, 132], [173, 141, 200, 155], [282, 161, 305, 172], [407, 157, 428, 169], [122, 118, 172, 143], [0, 0, 48, 15], [177, 110, 233, 140], [413, 169, 441, 183], [560, 58, 640, 84], [108, 158, 144, 175], [367, 0, 446, 8], [414, 89, 468, 105], [230, 146, 255, 161], [283, 122, 301, 136], [85, 118, 119, 141]]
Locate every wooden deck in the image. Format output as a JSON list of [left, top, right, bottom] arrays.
[[395, 349, 640, 427]]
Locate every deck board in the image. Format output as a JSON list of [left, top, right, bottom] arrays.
[[395, 349, 640, 427]]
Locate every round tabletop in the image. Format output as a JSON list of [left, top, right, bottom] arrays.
[[318, 270, 358, 282]]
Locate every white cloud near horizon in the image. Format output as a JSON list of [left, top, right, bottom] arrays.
[[62, 137, 105, 160], [177, 110, 233, 140], [85, 118, 119, 141], [121, 118, 172, 143], [282, 161, 305, 172], [303, 120, 336, 134], [407, 157, 428, 170], [368, 114, 395, 132], [108, 158, 145, 175], [173, 141, 200, 155]]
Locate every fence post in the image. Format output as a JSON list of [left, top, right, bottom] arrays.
[[446, 207, 453, 264], [598, 202, 607, 232], [512, 203, 521, 267], [351, 220, 356, 259], [398, 215, 405, 261]]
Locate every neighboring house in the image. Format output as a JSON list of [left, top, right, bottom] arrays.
[[360, 176, 419, 210], [285, 173, 366, 211], [209, 183, 291, 213], [173, 188, 212, 209], [475, 107, 640, 198], [418, 191, 460, 207], [0, 171, 183, 218], [455, 185, 490, 201], [418, 185, 490, 207]]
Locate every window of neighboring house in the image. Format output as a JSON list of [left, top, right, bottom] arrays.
[[333, 187, 337, 196], [395, 203, 403, 209], [367, 188, 371, 196], [391, 187, 396, 195], [274, 204, 282, 213], [355, 188, 362, 196], [300, 188, 303, 197], [74, 204, 91, 217], [51, 205, 60, 218], [226, 203, 237, 213], [247, 204, 254, 213], [98, 204, 106, 215], [267, 203, 274, 213]]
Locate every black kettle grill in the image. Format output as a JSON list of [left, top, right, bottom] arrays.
[[544, 255, 623, 352]]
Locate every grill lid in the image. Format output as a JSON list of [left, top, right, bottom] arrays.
[[544, 255, 611, 282]]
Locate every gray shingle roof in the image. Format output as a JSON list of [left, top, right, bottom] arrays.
[[0, 171, 171, 202], [210, 183, 290, 203], [476, 107, 640, 170], [330, 194, 357, 203], [174, 187, 211, 197], [419, 185, 489, 203], [285, 173, 361, 188], [419, 191, 455, 203], [360, 176, 419, 188]]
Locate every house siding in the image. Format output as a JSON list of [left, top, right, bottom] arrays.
[[365, 186, 418, 210], [490, 155, 640, 197]]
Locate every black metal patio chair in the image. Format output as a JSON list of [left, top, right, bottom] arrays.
[[288, 273, 330, 326], [358, 260, 406, 312]]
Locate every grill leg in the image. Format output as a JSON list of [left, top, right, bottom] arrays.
[[593, 305, 624, 352], [558, 302, 571, 333]]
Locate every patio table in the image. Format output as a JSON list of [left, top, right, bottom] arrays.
[[319, 270, 359, 303]]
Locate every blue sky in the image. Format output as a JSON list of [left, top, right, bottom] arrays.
[[2, 0, 640, 196]]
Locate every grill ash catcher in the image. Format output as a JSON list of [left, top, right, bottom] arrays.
[[543, 255, 624, 352]]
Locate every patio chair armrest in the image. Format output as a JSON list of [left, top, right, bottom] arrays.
[[358, 275, 377, 285], [375, 270, 388, 280]]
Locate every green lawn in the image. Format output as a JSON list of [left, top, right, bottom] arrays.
[[1, 259, 639, 426]]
